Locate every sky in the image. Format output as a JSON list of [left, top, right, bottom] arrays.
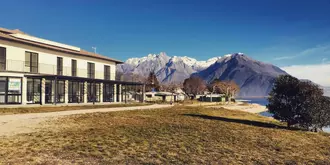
[[1, 0, 330, 86]]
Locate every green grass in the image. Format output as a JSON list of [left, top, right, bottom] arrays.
[[0, 106, 329, 164], [0, 103, 150, 115]]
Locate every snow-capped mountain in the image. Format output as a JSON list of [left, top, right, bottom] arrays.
[[117, 52, 288, 96], [117, 52, 222, 83]]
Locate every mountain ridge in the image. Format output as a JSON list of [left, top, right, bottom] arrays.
[[117, 52, 288, 96]]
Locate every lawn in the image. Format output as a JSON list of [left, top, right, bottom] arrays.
[[0, 103, 150, 115], [0, 106, 329, 164]]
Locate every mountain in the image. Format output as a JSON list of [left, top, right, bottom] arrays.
[[117, 52, 221, 83], [117, 52, 288, 97], [194, 53, 287, 97]]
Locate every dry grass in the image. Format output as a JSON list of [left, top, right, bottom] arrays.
[[0, 106, 329, 164], [0, 103, 150, 115]]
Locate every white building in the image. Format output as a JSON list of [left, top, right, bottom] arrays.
[[0, 27, 144, 105]]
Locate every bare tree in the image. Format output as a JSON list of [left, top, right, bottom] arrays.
[[183, 76, 206, 100]]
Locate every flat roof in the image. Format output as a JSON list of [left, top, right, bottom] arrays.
[[0, 27, 123, 64]]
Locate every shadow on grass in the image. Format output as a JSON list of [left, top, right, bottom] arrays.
[[183, 114, 299, 130]]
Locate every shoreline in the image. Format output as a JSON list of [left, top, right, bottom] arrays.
[[211, 101, 268, 114]]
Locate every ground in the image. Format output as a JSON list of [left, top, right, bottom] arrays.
[[0, 105, 329, 164]]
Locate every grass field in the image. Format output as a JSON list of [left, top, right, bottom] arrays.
[[0, 103, 150, 115], [0, 106, 329, 164]]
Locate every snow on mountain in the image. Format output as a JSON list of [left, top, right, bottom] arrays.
[[117, 52, 222, 83]]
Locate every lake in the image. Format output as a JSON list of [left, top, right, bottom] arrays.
[[239, 98, 330, 133]]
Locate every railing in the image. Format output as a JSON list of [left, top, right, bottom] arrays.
[[3, 59, 117, 80]]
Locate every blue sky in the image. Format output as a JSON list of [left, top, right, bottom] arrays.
[[1, 0, 330, 67]]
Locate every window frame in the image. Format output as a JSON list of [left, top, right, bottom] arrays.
[[25, 51, 39, 73], [104, 65, 110, 80], [87, 62, 95, 79], [0, 47, 6, 71], [57, 57, 63, 75], [71, 59, 77, 77]]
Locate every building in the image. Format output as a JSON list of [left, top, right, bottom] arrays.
[[0, 27, 144, 105]]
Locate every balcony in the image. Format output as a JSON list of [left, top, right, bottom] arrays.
[[1, 59, 115, 80]]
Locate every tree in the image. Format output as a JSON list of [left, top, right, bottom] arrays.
[[267, 75, 328, 130], [145, 72, 160, 92], [183, 76, 206, 99], [208, 79, 240, 97], [267, 75, 304, 128]]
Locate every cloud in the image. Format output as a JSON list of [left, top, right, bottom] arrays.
[[281, 64, 330, 86], [322, 58, 329, 64], [274, 44, 330, 61]]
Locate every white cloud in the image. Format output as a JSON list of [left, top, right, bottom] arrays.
[[274, 44, 330, 61], [281, 64, 330, 86]]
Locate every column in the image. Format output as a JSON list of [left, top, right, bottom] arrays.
[[113, 84, 117, 103], [64, 80, 69, 104], [41, 78, 46, 105], [142, 84, 146, 103], [118, 84, 122, 102], [100, 83, 103, 103], [21, 77, 27, 105], [83, 81, 87, 103]]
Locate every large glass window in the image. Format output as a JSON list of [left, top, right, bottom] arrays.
[[57, 80, 65, 103], [45, 79, 65, 104], [45, 79, 54, 104], [87, 62, 95, 79], [0, 47, 6, 71], [68, 81, 84, 103], [87, 82, 100, 102], [71, 59, 77, 77], [57, 57, 63, 75], [27, 78, 41, 104], [103, 83, 114, 102], [0, 77, 22, 104], [0, 77, 6, 103], [25, 52, 38, 73], [104, 65, 110, 80]]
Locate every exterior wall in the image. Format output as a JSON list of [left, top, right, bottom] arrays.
[[0, 39, 117, 80]]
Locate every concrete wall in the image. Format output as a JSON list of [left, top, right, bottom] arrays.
[[0, 39, 116, 80]]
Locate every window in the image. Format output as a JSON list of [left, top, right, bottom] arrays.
[[0, 47, 6, 71], [26, 78, 41, 104], [104, 65, 110, 80], [0, 77, 22, 104], [87, 62, 95, 79], [57, 57, 63, 75], [25, 52, 38, 73], [71, 59, 77, 77]]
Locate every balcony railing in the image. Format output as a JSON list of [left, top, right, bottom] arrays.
[[2, 59, 117, 80]]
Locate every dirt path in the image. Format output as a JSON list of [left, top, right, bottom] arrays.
[[0, 104, 172, 137]]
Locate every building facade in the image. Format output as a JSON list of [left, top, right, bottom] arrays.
[[0, 27, 144, 105]]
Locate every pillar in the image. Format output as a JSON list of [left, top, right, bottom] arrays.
[[21, 77, 27, 105], [142, 84, 146, 103], [64, 80, 69, 104], [113, 84, 117, 102], [41, 78, 46, 105], [118, 84, 122, 102], [83, 81, 87, 103], [100, 83, 103, 103]]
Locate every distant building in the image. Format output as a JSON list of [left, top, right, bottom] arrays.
[[0, 27, 144, 105]]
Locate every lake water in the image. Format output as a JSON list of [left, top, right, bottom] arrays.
[[239, 98, 330, 133]]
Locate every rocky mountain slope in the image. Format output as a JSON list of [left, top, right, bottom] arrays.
[[194, 53, 287, 96]]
